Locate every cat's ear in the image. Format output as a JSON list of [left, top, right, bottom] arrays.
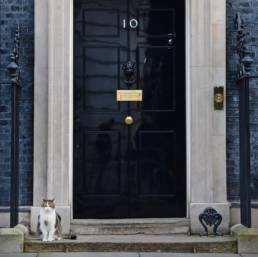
[[41, 198, 46, 207], [52, 198, 55, 202]]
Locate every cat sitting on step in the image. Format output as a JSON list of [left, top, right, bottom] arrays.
[[37, 199, 62, 242]]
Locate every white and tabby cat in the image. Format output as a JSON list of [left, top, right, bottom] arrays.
[[37, 199, 62, 242]]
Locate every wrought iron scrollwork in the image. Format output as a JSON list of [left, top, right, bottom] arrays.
[[7, 25, 20, 86], [122, 60, 136, 87], [199, 207, 222, 236], [235, 12, 254, 79]]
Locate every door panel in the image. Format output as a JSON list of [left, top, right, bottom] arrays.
[[74, 0, 129, 218], [137, 9, 175, 37], [138, 46, 176, 110], [83, 9, 120, 37], [74, 0, 186, 219]]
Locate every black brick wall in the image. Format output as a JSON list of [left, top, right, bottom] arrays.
[[227, 0, 258, 201], [0, 0, 34, 206]]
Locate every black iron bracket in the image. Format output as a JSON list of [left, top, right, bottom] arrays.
[[235, 12, 254, 79], [199, 207, 223, 236]]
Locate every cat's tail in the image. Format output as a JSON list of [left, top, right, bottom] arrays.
[[62, 232, 77, 240]]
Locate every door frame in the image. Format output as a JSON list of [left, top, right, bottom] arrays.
[[32, 0, 229, 234]]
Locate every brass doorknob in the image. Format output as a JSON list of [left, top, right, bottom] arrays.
[[124, 116, 134, 125]]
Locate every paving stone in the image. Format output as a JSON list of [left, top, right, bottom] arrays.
[[0, 254, 37, 257], [241, 255, 258, 257], [38, 253, 138, 257], [140, 253, 240, 257]]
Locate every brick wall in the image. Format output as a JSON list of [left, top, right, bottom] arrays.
[[227, 0, 258, 201], [0, 0, 34, 206]]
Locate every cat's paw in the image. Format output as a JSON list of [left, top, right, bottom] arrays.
[[48, 237, 54, 242], [42, 238, 48, 242], [54, 235, 62, 241]]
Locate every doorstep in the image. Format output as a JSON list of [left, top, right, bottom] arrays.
[[71, 218, 189, 235], [24, 235, 237, 253]]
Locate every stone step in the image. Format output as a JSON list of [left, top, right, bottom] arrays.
[[71, 218, 189, 235], [24, 235, 237, 253]]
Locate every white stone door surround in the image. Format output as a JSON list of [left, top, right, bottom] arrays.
[[32, 0, 229, 234]]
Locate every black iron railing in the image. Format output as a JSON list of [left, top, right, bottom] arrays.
[[235, 12, 255, 228], [7, 25, 21, 227]]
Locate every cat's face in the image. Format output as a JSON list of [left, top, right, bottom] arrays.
[[41, 199, 55, 212]]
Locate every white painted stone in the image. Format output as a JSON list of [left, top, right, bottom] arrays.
[[212, 24, 226, 68], [189, 0, 228, 233], [33, 0, 48, 205], [47, 0, 73, 206], [190, 203, 230, 234], [211, 0, 226, 25], [31, 0, 73, 231], [212, 136, 227, 202], [190, 67, 213, 203], [191, 0, 212, 67], [33, 0, 73, 206]]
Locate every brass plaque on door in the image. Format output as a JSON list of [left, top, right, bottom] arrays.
[[116, 90, 143, 102]]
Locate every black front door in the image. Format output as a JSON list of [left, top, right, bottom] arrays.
[[73, 0, 186, 219]]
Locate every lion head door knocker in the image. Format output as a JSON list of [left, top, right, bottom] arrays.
[[199, 207, 223, 236], [122, 61, 136, 87]]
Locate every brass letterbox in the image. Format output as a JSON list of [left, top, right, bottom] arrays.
[[116, 90, 143, 102]]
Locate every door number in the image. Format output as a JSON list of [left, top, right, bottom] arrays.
[[122, 19, 139, 29]]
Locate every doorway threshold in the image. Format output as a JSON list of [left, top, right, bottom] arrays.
[[24, 234, 237, 253], [71, 218, 189, 235]]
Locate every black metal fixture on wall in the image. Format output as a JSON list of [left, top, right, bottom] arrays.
[[199, 208, 222, 236], [235, 12, 255, 228], [7, 25, 21, 227], [122, 60, 136, 87]]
